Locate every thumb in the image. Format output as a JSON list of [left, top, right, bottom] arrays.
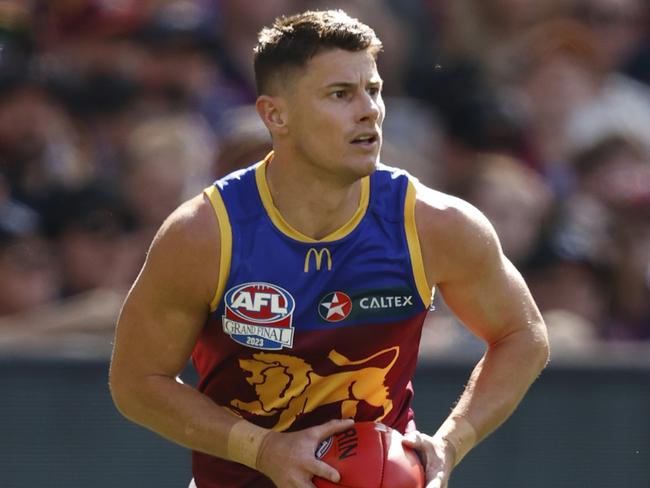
[[402, 430, 421, 449]]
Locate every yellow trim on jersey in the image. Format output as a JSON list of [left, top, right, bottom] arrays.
[[405, 180, 433, 308], [255, 153, 370, 243], [204, 185, 232, 312]]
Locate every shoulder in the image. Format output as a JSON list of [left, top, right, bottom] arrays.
[[141, 192, 221, 307], [412, 180, 502, 285], [153, 192, 220, 256], [413, 181, 494, 240]]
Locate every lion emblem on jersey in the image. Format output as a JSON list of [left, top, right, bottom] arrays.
[[230, 346, 399, 431]]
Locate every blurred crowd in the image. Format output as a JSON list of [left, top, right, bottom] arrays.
[[0, 0, 649, 355]]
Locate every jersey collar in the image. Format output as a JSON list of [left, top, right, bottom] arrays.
[[255, 152, 370, 243]]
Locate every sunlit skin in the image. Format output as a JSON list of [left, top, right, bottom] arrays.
[[110, 37, 549, 488], [256, 49, 384, 239]]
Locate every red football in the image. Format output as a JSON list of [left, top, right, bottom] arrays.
[[313, 422, 425, 488]]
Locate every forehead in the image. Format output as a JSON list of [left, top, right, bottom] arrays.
[[295, 49, 380, 88]]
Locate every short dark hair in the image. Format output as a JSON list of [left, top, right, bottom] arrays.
[[254, 9, 382, 95]]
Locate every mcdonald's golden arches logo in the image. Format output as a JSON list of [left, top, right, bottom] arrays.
[[304, 247, 332, 272]]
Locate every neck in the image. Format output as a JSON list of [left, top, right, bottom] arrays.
[[264, 153, 364, 241]]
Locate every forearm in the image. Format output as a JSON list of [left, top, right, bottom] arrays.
[[436, 325, 549, 462], [110, 374, 265, 463], [111, 373, 356, 486]]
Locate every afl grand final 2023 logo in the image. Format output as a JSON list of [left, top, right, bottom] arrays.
[[222, 282, 295, 350]]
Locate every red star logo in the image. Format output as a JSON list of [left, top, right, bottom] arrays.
[[318, 292, 352, 322]]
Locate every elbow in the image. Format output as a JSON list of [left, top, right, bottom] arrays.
[[530, 321, 551, 374], [108, 366, 138, 421], [496, 320, 550, 376], [108, 372, 127, 417], [536, 339, 551, 375]]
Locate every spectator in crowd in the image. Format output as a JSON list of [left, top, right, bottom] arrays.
[[0, 79, 93, 205], [212, 105, 272, 178], [570, 134, 650, 340], [0, 189, 60, 316], [527, 132, 650, 344], [208, 0, 293, 112], [121, 111, 217, 258], [0, 0, 648, 354], [463, 154, 552, 267], [509, 19, 605, 183], [0, 181, 132, 350], [569, 0, 649, 74], [435, 0, 567, 82], [506, 17, 650, 197], [525, 193, 616, 348], [42, 182, 137, 297]]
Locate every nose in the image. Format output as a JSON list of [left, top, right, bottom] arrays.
[[357, 91, 382, 124]]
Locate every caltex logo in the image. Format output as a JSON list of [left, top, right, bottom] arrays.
[[318, 291, 352, 322]]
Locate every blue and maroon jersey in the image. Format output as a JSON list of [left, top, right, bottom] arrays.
[[191, 153, 433, 487]]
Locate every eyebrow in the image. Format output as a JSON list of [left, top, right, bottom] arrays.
[[324, 79, 384, 90]]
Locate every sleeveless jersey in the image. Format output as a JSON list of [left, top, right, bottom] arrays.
[[191, 153, 433, 488]]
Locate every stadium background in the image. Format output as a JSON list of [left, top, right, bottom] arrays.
[[0, 1, 648, 487]]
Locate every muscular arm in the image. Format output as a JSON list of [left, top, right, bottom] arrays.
[[409, 183, 549, 482], [109, 194, 349, 487], [109, 194, 239, 457]]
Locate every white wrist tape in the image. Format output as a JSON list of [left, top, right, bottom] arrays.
[[227, 420, 270, 469], [437, 417, 477, 466]]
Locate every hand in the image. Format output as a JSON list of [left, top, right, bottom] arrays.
[[402, 431, 456, 488], [256, 418, 355, 488]]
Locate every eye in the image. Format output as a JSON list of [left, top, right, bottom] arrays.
[[332, 90, 348, 99], [368, 85, 381, 97]]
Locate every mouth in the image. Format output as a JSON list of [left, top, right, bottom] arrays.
[[350, 132, 380, 147]]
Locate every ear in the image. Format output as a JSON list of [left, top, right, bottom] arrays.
[[256, 95, 289, 136]]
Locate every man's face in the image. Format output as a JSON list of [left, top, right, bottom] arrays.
[[280, 48, 385, 181]]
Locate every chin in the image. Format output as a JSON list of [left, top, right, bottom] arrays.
[[360, 158, 379, 175], [337, 159, 375, 183], [355, 155, 380, 176], [345, 147, 379, 170]]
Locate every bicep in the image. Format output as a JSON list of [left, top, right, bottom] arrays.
[[415, 188, 542, 344], [113, 269, 208, 380], [439, 251, 541, 345], [111, 197, 219, 381]]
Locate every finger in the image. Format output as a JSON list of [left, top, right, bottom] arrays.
[[314, 418, 355, 440], [310, 458, 342, 483], [425, 468, 447, 488]]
